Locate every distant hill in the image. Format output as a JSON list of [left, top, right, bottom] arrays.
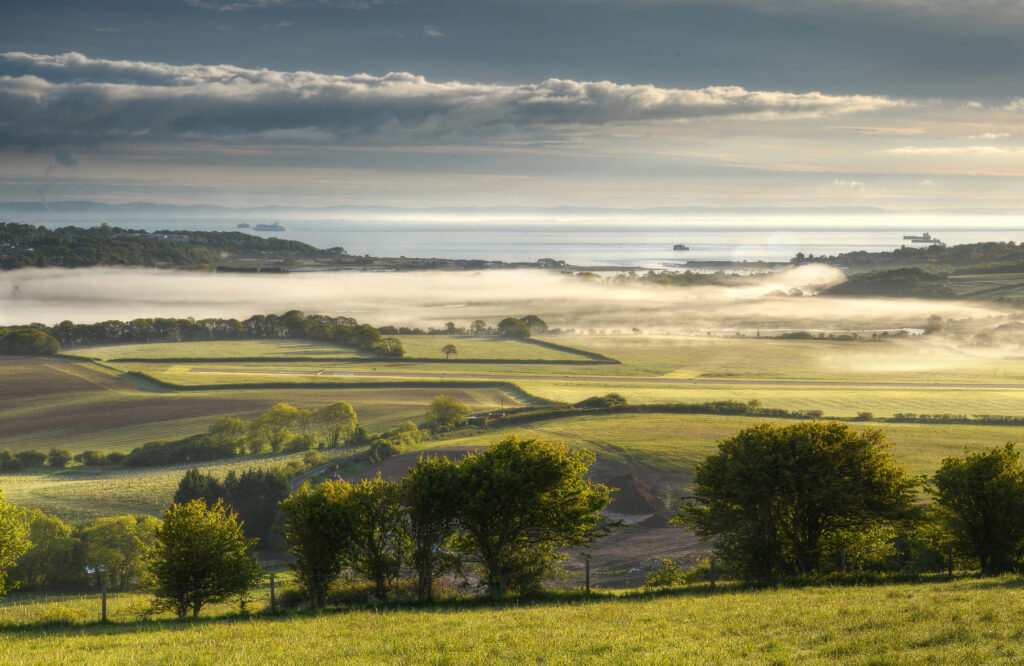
[[824, 267, 959, 299], [0, 222, 344, 270], [799, 241, 1024, 273]]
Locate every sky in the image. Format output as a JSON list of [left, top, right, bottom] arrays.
[[3, 0, 1024, 217]]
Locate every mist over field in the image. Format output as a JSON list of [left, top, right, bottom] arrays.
[[0, 265, 1008, 334]]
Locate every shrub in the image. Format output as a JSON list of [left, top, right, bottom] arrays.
[[574, 393, 628, 409], [75, 450, 106, 466], [14, 450, 47, 468], [47, 448, 72, 468]]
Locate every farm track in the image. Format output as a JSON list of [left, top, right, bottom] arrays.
[[188, 367, 1024, 390]]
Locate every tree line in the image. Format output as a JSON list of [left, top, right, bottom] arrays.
[[674, 421, 1024, 583], [28, 311, 403, 356], [0, 435, 612, 618]]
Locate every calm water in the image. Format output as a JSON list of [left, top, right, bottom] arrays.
[[142, 219, 1024, 269]]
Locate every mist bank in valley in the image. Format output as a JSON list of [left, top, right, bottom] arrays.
[[1, 265, 1011, 335]]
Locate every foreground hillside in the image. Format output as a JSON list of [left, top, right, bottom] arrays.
[[2, 578, 1022, 664]]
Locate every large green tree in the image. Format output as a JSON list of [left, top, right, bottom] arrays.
[[403, 456, 462, 600], [340, 477, 409, 601], [423, 395, 471, 434], [313, 401, 358, 448], [931, 443, 1024, 574], [12, 510, 74, 590], [280, 480, 353, 608], [81, 515, 160, 590], [248, 403, 300, 453], [678, 421, 918, 579], [0, 491, 31, 598], [148, 499, 261, 618], [454, 436, 612, 594]]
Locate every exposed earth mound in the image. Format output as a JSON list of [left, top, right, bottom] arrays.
[[605, 473, 662, 515]]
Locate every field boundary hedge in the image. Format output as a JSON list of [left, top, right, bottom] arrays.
[[99, 356, 618, 366], [522, 337, 620, 362], [121, 371, 559, 406]]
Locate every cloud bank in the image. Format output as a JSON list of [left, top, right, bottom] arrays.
[[0, 51, 902, 147]]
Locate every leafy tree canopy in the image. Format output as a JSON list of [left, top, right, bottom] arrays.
[[678, 421, 918, 579], [931, 443, 1024, 574], [148, 499, 261, 618]]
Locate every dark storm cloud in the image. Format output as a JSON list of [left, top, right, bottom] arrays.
[[0, 51, 901, 147]]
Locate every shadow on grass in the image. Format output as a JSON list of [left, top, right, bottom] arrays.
[[7, 571, 1020, 638]]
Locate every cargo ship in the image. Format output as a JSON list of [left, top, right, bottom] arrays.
[[902, 232, 942, 244], [253, 222, 286, 232], [673, 244, 690, 251]]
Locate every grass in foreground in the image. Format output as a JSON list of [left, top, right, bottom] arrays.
[[2, 577, 1024, 664]]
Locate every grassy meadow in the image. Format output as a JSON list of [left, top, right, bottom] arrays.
[[0, 452, 310, 521], [3, 577, 1024, 664], [435, 412, 1024, 478]]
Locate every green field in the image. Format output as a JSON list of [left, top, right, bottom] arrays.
[[75, 339, 366, 360], [0, 357, 523, 453], [0, 452, 309, 521], [948, 273, 1024, 302], [77, 335, 587, 362], [3, 578, 1024, 664], [434, 412, 1024, 478]]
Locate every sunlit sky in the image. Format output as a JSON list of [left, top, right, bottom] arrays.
[[3, 0, 1024, 217]]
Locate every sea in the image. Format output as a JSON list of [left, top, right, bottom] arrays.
[[195, 223, 1024, 270]]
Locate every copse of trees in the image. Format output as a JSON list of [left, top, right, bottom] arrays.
[[173, 467, 292, 547], [30, 310, 399, 357], [283, 436, 612, 604], [678, 421, 919, 579], [124, 400, 358, 467], [0, 328, 61, 356]]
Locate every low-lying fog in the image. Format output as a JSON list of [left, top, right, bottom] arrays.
[[0, 265, 1010, 336]]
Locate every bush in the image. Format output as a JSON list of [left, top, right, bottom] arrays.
[[574, 393, 628, 409], [0, 450, 25, 472], [644, 558, 687, 589], [47, 448, 72, 468], [14, 450, 47, 468], [75, 450, 106, 466]]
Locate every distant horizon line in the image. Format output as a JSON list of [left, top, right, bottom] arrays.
[[3, 200, 1024, 220]]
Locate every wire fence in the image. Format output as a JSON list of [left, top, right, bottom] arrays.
[[0, 545, 981, 628]]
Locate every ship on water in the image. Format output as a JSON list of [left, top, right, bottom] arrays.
[[253, 222, 287, 232], [902, 232, 943, 244], [236, 223, 250, 229], [673, 244, 690, 251]]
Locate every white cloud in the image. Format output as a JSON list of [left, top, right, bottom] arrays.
[[424, 25, 444, 38], [968, 132, 1010, 139], [0, 51, 904, 147], [888, 145, 1024, 156]]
